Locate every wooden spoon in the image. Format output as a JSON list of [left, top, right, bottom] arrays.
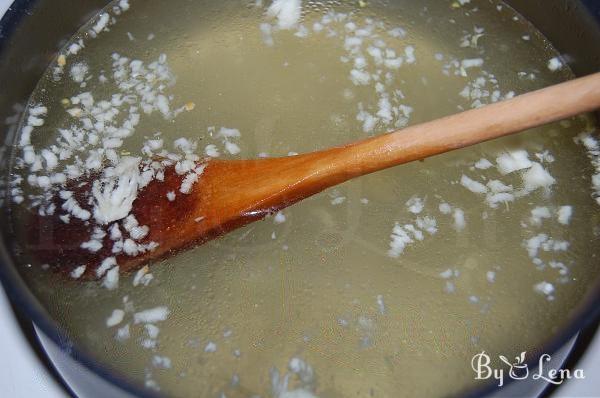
[[32, 73, 600, 277]]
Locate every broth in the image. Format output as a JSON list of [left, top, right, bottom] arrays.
[[7, 0, 600, 397]]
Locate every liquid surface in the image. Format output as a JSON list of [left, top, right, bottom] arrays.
[[7, 0, 600, 397]]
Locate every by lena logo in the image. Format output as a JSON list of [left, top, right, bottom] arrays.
[[471, 351, 585, 387]]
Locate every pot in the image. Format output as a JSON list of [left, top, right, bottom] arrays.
[[0, 1, 599, 397]]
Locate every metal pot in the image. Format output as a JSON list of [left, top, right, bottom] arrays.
[[0, 1, 599, 397]]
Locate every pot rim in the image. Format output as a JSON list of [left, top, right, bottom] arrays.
[[0, 1, 599, 398]]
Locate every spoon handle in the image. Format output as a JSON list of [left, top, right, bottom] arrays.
[[314, 72, 600, 181]]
